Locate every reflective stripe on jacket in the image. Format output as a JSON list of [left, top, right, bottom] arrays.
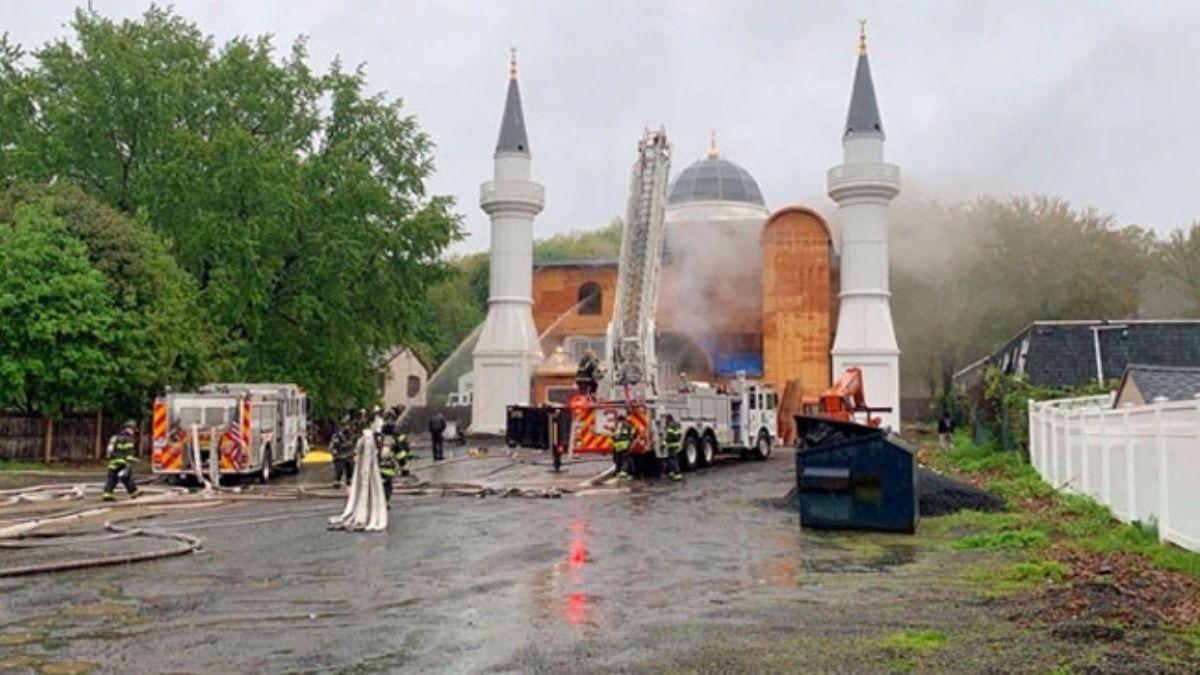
[[664, 424, 683, 452]]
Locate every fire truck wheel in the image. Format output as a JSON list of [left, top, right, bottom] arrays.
[[700, 434, 717, 467], [753, 431, 771, 461], [258, 446, 273, 484], [682, 435, 701, 471]]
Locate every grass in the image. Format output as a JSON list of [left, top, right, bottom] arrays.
[[0, 460, 54, 472], [923, 432, 1200, 580], [0, 459, 104, 472], [879, 629, 947, 652], [954, 529, 1049, 550], [967, 559, 1069, 598]]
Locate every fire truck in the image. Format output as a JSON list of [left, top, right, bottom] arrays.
[[508, 129, 778, 472], [152, 383, 309, 483]]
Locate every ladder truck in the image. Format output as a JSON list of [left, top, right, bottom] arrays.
[[561, 128, 779, 473]]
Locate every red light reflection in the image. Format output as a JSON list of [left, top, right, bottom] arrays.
[[564, 518, 589, 625]]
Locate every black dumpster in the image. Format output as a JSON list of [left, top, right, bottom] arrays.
[[794, 416, 918, 534], [506, 405, 550, 448]]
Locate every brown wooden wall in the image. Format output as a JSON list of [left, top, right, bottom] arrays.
[[761, 207, 834, 398]]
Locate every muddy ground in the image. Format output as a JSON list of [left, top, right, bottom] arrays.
[[1, 446, 1197, 673]]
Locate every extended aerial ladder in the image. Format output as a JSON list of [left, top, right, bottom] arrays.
[[604, 128, 672, 403]]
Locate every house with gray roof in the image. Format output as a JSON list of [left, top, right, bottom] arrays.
[[1113, 364, 1200, 406], [954, 320, 1200, 390]]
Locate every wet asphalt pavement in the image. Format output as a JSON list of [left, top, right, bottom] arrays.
[[0, 447, 1104, 673]]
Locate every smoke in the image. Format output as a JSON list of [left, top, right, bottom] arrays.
[[657, 215, 764, 376]]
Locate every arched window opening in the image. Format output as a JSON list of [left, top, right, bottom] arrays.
[[578, 282, 602, 315]]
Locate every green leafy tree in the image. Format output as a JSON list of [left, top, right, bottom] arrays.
[[0, 8, 460, 415], [0, 204, 121, 416], [533, 219, 623, 262], [0, 184, 212, 418]]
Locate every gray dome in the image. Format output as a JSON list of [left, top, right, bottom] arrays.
[[667, 156, 764, 206]]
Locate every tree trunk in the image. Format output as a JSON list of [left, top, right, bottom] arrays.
[[94, 410, 104, 459], [43, 417, 54, 463]]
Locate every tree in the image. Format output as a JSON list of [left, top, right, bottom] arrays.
[[1160, 222, 1200, 315], [890, 195, 1156, 404], [0, 204, 121, 416], [0, 7, 460, 415], [0, 183, 212, 418]]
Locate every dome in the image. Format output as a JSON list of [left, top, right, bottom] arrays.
[[667, 155, 764, 206]]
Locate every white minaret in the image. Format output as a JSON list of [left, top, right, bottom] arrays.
[[828, 23, 902, 429], [471, 50, 544, 434]]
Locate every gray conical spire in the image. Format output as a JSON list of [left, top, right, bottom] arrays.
[[844, 27, 884, 139], [495, 50, 530, 155]]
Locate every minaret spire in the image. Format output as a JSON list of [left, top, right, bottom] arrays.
[[707, 129, 718, 159], [496, 49, 530, 155], [845, 21, 884, 138]]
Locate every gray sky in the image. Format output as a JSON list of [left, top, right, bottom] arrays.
[[5, 1, 1199, 253]]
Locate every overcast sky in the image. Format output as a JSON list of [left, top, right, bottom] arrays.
[[5, 1, 1199, 253]]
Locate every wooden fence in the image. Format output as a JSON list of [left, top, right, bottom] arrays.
[[0, 414, 134, 462]]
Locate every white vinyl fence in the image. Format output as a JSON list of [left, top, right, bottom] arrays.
[[1028, 394, 1200, 552]]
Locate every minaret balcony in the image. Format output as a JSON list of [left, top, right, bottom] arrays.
[[827, 163, 900, 201], [480, 180, 545, 214]]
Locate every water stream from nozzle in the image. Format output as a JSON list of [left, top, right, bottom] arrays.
[[396, 321, 485, 429]]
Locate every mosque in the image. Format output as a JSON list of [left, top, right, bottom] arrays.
[[472, 28, 901, 433], [529, 140, 834, 408]]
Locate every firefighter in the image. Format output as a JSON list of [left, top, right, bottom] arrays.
[[575, 348, 602, 396], [330, 417, 355, 487], [377, 412, 411, 504], [612, 414, 634, 479], [102, 420, 141, 501], [662, 414, 683, 482]]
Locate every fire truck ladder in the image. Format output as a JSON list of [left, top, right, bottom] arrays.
[[606, 128, 672, 400]]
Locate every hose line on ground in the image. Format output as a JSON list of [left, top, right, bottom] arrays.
[[0, 522, 202, 578]]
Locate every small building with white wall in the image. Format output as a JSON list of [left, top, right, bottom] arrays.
[[380, 346, 430, 411]]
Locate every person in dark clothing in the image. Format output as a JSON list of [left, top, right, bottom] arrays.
[[937, 413, 955, 450], [612, 415, 634, 479], [103, 421, 141, 501], [661, 415, 683, 482], [428, 411, 447, 461], [330, 417, 355, 487], [575, 348, 602, 396], [377, 412, 412, 504]]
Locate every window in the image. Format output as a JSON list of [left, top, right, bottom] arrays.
[[547, 387, 575, 404], [407, 375, 421, 399], [578, 282, 602, 315]]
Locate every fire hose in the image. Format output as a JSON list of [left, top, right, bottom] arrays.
[[0, 522, 202, 578]]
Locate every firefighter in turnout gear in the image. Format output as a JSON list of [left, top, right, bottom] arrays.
[[575, 348, 603, 397], [612, 415, 634, 479], [662, 415, 683, 482], [330, 417, 356, 487], [102, 421, 141, 501], [377, 412, 411, 504]]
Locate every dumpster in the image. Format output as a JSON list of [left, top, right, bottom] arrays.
[[506, 405, 551, 448], [795, 416, 918, 534]]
